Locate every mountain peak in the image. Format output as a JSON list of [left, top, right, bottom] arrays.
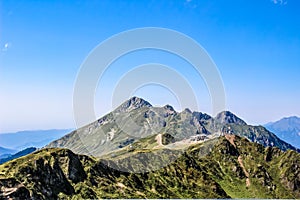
[[265, 116, 300, 149], [215, 111, 247, 125], [281, 116, 300, 122], [163, 104, 175, 111], [183, 108, 192, 113], [115, 96, 152, 112], [268, 116, 300, 128]]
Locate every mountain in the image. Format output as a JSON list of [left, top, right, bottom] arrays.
[[47, 97, 298, 157], [0, 147, 16, 158], [0, 135, 299, 199], [265, 116, 300, 149], [0, 147, 37, 165], [0, 129, 72, 150], [1, 98, 299, 198]]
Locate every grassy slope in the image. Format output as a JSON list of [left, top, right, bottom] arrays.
[[0, 136, 299, 199]]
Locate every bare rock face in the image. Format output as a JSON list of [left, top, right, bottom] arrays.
[[115, 96, 152, 113], [51, 150, 87, 183], [215, 111, 247, 125]]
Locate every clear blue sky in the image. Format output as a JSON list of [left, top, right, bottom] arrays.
[[1, 0, 299, 132]]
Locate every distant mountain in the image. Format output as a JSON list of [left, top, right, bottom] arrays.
[[0, 147, 37, 165], [0, 129, 72, 150], [0, 147, 16, 157], [47, 97, 298, 156], [0, 135, 299, 199], [265, 116, 300, 149]]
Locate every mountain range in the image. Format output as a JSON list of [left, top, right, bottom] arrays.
[[47, 97, 298, 156], [265, 116, 300, 149], [0, 97, 299, 199]]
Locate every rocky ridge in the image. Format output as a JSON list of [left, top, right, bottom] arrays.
[[47, 97, 299, 157]]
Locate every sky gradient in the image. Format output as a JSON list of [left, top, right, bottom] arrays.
[[1, 0, 300, 132]]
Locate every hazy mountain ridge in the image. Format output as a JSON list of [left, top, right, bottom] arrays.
[[0, 147, 16, 158], [0, 129, 72, 150], [265, 116, 300, 148], [47, 97, 298, 156], [0, 147, 37, 165], [0, 135, 299, 199]]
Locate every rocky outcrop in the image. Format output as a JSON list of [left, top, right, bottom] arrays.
[[0, 148, 91, 199], [0, 178, 30, 199]]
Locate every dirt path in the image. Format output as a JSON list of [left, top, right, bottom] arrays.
[[224, 134, 250, 187], [225, 134, 236, 148], [238, 156, 251, 187], [156, 134, 162, 146]]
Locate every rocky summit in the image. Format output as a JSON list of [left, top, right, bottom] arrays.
[[214, 111, 247, 125]]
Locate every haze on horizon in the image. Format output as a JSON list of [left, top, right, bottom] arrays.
[[1, 0, 299, 133]]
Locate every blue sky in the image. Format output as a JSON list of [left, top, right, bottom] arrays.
[[0, 0, 299, 132]]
